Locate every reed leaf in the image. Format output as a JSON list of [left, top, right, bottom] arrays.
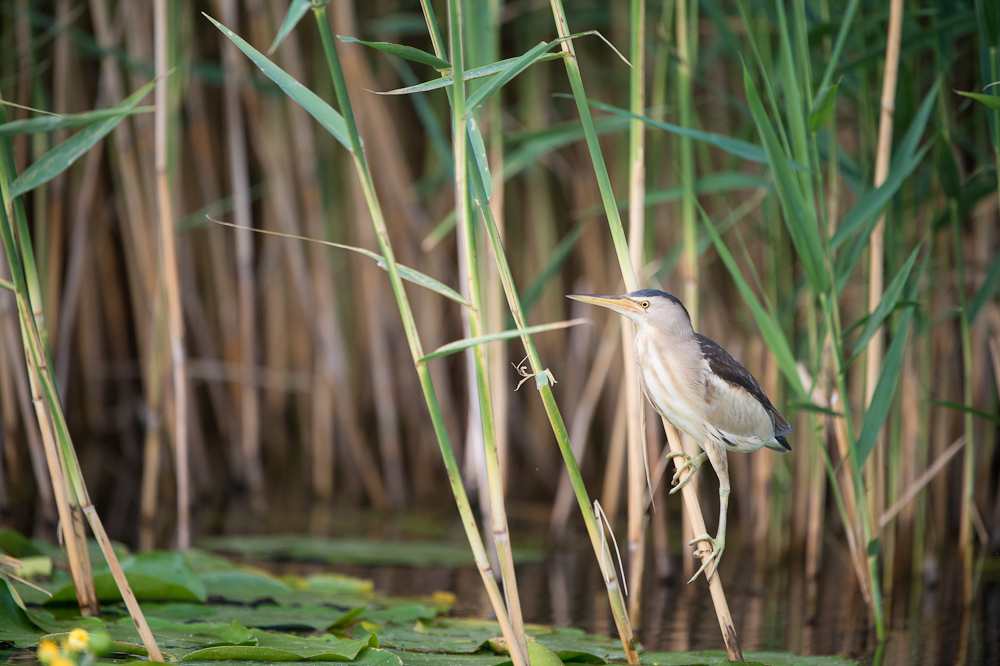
[[205, 14, 350, 149], [0, 107, 154, 137], [581, 98, 796, 168], [700, 205, 802, 394], [854, 253, 928, 469], [209, 219, 467, 305], [847, 242, 923, 366], [929, 400, 1000, 427], [268, 0, 311, 53], [338, 37, 451, 71], [10, 81, 154, 198], [466, 118, 491, 202], [969, 247, 1000, 321], [743, 65, 828, 295], [831, 144, 930, 251], [420, 320, 587, 362], [376, 53, 565, 95], [809, 80, 839, 133], [974, 0, 1000, 46], [955, 90, 1000, 111]]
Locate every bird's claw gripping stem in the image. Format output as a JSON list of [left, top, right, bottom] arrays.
[[687, 532, 724, 584], [665, 450, 707, 494]]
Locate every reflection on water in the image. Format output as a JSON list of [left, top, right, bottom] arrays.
[[311, 539, 997, 666]]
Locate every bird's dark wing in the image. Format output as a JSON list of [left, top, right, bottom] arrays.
[[696, 334, 793, 438]]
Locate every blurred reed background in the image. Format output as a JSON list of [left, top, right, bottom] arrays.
[[0, 0, 998, 645]]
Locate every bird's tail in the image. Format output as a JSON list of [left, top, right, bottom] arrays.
[[766, 435, 792, 452]]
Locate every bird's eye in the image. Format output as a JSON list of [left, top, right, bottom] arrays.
[[640, 300, 650, 309]]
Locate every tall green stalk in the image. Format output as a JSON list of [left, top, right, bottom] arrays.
[[447, 0, 529, 662], [308, 8, 525, 665]]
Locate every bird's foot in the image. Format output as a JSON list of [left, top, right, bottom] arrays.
[[664, 451, 707, 494], [686, 532, 725, 584]]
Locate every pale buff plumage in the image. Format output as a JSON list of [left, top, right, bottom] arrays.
[[569, 289, 792, 582]]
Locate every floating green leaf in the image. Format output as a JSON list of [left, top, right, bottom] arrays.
[[46, 551, 206, 604]]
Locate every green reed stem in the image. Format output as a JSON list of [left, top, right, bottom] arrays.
[[466, 157, 639, 664], [310, 5, 521, 656], [447, 0, 530, 662]]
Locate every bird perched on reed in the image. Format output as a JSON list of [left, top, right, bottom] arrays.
[[569, 289, 792, 582]]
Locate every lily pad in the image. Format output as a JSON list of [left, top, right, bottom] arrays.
[[640, 651, 858, 666], [0, 577, 47, 647], [385, 653, 509, 666], [373, 618, 503, 654], [200, 569, 292, 603], [46, 552, 206, 604], [198, 535, 544, 566]]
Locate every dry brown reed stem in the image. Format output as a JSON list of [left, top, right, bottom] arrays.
[[0, 298, 55, 522], [12, 293, 97, 615], [154, 0, 191, 549], [88, 0, 169, 541], [54, 144, 103, 390], [214, 0, 264, 510], [753, 340, 776, 559], [600, 378, 630, 522], [663, 418, 743, 662], [880, 435, 966, 530], [830, 393, 874, 607], [863, 0, 904, 537], [625, 0, 648, 626], [798, 363, 828, 587]]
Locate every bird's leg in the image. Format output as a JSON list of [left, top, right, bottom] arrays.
[[687, 443, 730, 584], [664, 450, 707, 493]]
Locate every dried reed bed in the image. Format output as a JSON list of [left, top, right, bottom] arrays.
[[0, 0, 998, 650]]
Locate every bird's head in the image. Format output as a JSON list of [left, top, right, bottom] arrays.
[[567, 289, 693, 334]]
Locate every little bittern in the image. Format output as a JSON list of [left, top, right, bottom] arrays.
[[569, 289, 792, 582]]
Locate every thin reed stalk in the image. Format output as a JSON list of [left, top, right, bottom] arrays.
[[153, 0, 190, 550], [625, 0, 647, 624], [280, 7, 525, 662], [447, 0, 529, 661], [862, 0, 904, 545]]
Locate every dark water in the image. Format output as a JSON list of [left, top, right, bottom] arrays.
[[313, 540, 998, 666]]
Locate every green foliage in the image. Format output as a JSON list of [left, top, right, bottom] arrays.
[[10, 82, 154, 198]]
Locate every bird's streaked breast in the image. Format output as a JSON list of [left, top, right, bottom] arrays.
[[633, 329, 710, 444]]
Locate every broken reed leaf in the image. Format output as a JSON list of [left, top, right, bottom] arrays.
[[208, 218, 467, 306]]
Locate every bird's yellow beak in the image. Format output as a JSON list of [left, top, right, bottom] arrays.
[[566, 293, 643, 316]]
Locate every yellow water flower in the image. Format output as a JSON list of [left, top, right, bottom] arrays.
[[50, 656, 74, 666], [36, 640, 60, 663], [66, 628, 90, 653]]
